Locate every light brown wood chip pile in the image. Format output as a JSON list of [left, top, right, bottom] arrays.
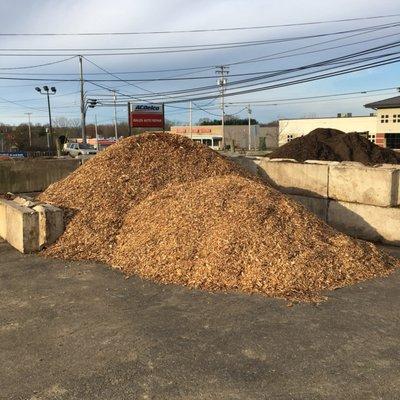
[[39, 133, 399, 302]]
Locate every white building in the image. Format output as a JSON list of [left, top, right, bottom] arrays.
[[278, 95, 400, 149], [278, 114, 376, 146]]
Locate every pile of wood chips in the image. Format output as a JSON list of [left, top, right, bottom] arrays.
[[39, 133, 399, 302]]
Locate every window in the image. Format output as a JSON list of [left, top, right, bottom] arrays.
[[385, 133, 400, 149], [287, 134, 294, 142], [368, 134, 376, 143], [380, 114, 389, 123], [213, 138, 222, 147], [393, 114, 400, 123], [202, 139, 212, 146]]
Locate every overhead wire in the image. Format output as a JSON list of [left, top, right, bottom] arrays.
[[1, 13, 399, 36]]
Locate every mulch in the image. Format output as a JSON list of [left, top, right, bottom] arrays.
[[39, 132, 399, 302]]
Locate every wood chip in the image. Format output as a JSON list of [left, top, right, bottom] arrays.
[[39, 133, 400, 302]]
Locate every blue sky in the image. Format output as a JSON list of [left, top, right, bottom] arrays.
[[0, 0, 399, 126]]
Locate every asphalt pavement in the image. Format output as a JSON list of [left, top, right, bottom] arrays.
[[1, 239, 399, 400]]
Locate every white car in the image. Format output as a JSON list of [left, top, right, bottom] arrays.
[[64, 142, 98, 157]]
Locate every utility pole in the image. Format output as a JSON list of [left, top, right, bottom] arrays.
[[216, 65, 229, 149], [247, 105, 252, 151], [113, 90, 118, 140], [189, 100, 193, 139], [95, 114, 99, 150], [79, 56, 87, 144], [25, 112, 32, 147]]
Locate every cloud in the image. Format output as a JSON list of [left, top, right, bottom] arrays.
[[0, 0, 399, 125]]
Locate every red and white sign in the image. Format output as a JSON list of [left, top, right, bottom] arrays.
[[130, 104, 164, 128]]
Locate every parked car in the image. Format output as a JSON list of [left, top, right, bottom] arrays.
[[64, 142, 98, 157]]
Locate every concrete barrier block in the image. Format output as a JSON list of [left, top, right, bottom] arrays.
[[328, 200, 400, 246], [288, 194, 328, 221], [227, 156, 260, 176], [0, 200, 6, 239], [329, 164, 399, 207], [33, 204, 64, 247], [304, 160, 340, 165], [0, 158, 81, 194], [268, 158, 297, 162], [258, 160, 329, 198], [0, 199, 39, 253]]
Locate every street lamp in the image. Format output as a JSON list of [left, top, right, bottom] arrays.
[[24, 112, 32, 147], [35, 86, 56, 149]]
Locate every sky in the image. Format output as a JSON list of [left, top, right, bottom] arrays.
[[0, 0, 400, 127]]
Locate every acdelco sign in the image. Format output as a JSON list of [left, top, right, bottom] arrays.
[[133, 104, 162, 113], [130, 103, 164, 128]]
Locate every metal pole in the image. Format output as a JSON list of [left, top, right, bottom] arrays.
[[216, 66, 229, 150], [95, 114, 99, 150], [247, 105, 252, 151], [189, 101, 192, 139], [25, 112, 32, 147], [162, 103, 165, 133], [221, 89, 225, 148], [46, 91, 53, 149], [79, 56, 87, 144], [127, 102, 132, 136], [113, 90, 118, 140]]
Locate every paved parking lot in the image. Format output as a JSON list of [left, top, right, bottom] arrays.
[[1, 239, 399, 400]]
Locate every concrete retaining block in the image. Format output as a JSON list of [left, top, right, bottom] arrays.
[[0, 200, 6, 239], [258, 160, 329, 198], [288, 194, 328, 221], [0, 199, 39, 253], [33, 204, 64, 248], [329, 164, 399, 207], [227, 156, 260, 176], [304, 160, 340, 165], [328, 200, 400, 246], [0, 158, 81, 194]]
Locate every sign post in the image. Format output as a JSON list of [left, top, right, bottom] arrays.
[[130, 103, 165, 130], [127, 102, 132, 136]]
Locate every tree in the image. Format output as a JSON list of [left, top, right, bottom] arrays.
[[199, 117, 258, 125]]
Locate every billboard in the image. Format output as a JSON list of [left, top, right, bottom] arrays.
[[130, 104, 164, 129]]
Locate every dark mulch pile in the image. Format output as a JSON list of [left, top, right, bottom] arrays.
[[269, 128, 400, 165]]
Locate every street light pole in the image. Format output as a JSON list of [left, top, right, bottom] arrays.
[[46, 90, 53, 149], [25, 112, 32, 147], [35, 86, 56, 151]]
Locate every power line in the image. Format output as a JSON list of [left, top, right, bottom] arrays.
[[1, 13, 400, 36], [0, 56, 77, 70], [88, 43, 400, 102], [1, 22, 400, 57], [162, 55, 400, 104], [1, 22, 399, 52]]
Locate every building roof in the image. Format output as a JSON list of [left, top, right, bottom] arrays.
[[278, 115, 373, 121], [364, 96, 400, 109]]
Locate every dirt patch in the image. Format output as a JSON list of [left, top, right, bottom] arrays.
[[39, 133, 399, 302], [269, 128, 400, 165]]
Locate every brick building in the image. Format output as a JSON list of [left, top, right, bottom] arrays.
[[364, 96, 400, 149], [278, 95, 400, 150]]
